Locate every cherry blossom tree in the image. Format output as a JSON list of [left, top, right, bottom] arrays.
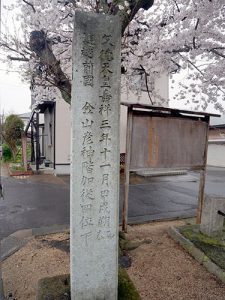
[[1, 0, 225, 112]]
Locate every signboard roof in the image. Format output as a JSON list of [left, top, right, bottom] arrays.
[[121, 102, 220, 118]]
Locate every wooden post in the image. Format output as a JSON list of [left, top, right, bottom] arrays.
[[196, 169, 206, 223], [35, 112, 40, 171], [196, 116, 210, 224], [21, 133, 27, 171], [122, 107, 133, 232], [31, 123, 35, 162]]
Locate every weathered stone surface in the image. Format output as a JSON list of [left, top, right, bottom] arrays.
[[37, 274, 70, 300], [119, 255, 132, 268], [71, 10, 121, 300], [37, 270, 141, 300], [200, 196, 225, 236]]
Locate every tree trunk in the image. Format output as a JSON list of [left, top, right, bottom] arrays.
[[29, 0, 154, 104], [29, 31, 71, 104]]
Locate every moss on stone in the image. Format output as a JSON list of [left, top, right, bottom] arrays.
[[202, 255, 209, 263], [118, 244, 123, 257], [180, 225, 225, 246], [118, 267, 141, 300], [37, 269, 140, 300], [119, 231, 127, 240], [119, 238, 142, 251], [180, 225, 225, 270], [37, 274, 70, 300], [119, 236, 152, 252]]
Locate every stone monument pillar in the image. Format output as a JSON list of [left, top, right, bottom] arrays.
[[71, 10, 121, 300]]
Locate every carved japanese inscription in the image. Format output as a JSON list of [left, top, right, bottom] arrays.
[[71, 11, 121, 300]]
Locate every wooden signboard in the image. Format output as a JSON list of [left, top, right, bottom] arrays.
[[130, 111, 208, 170], [122, 103, 220, 232]]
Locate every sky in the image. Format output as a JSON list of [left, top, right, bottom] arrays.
[[0, 68, 31, 115], [0, 0, 31, 115]]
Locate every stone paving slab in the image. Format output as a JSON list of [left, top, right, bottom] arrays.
[[1, 235, 29, 261], [32, 224, 69, 236], [0, 224, 70, 300], [1, 225, 69, 262]]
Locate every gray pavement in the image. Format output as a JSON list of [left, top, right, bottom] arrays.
[[1, 167, 225, 241], [0, 174, 70, 240], [0, 278, 3, 300]]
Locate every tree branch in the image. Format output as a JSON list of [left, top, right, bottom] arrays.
[[170, 58, 182, 72], [115, 0, 154, 34], [29, 30, 71, 104], [172, 0, 180, 12], [7, 56, 29, 62], [193, 18, 200, 49], [0, 42, 29, 59], [22, 0, 36, 13], [179, 53, 225, 97], [27, 1, 154, 105], [140, 64, 154, 105], [210, 49, 225, 59]]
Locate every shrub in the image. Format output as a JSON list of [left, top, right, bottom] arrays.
[[2, 143, 12, 161]]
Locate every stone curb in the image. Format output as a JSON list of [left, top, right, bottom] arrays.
[[136, 170, 187, 177], [168, 226, 225, 283]]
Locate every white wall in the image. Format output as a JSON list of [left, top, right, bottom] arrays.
[[207, 143, 225, 167], [120, 105, 127, 154], [55, 96, 71, 167], [55, 164, 70, 175], [121, 73, 169, 105], [120, 73, 169, 153], [44, 108, 54, 163]]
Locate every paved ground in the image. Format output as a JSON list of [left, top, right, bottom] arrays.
[[0, 170, 70, 240], [1, 166, 225, 240]]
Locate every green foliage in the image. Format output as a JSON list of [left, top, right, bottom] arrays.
[[3, 114, 24, 161], [10, 163, 27, 172], [12, 144, 31, 163], [4, 114, 24, 143], [2, 143, 12, 161], [26, 142, 32, 158], [15, 147, 22, 163]]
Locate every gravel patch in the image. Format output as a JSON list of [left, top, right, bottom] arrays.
[[2, 233, 70, 300], [2, 220, 225, 300], [126, 221, 225, 300]]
